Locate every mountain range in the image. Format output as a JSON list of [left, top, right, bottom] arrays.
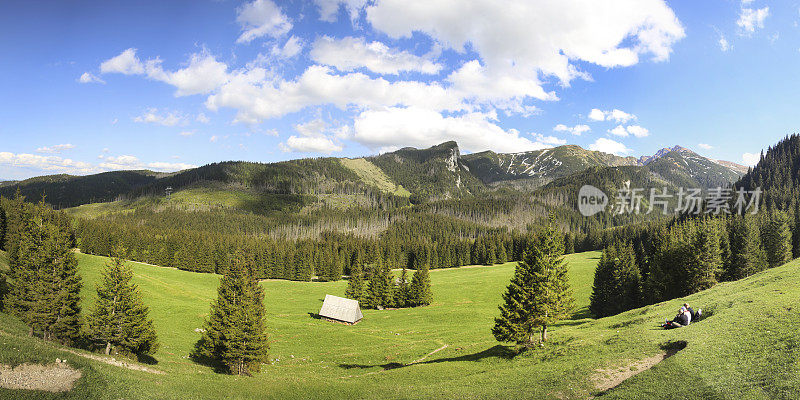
[[0, 142, 747, 209]]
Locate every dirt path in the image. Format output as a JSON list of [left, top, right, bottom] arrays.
[[0, 362, 82, 392], [0, 329, 164, 375], [591, 347, 682, 393], [340, 343, 449, 379]]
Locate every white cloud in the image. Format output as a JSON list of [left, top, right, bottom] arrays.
[[209, 135, 219, 143], [0, 151, 193, 175], [742, 152, 760, 166], [271, 35, 304, 59], [294, 119, 327, 137], [588, 108, 606, 121], [349, 107, 555, 153], [446, 60, 556, 114], [366, 0, 684, 84], [589, 138, 632, 156], [236, 0, 292, 44], [99, 48, 144, 75], [279, 119, 343, 154], [314, 0, 367, 22], [625, 125, 649, 138], [36, 144, 76, 154], [0, 152, 95, 175], [608, 124, 648, 138], [280, 136, 343, 154], [698, 143, 713, 150], [310, 36, 442, 75], [100, 49, 228, 97], [737, 7, 769, 34], [98, 155, 195, 172], [144, 52, 229, 96], [532, 133, 566, 146], [588, 108, 636, 123], [608, 125, 629, 137], [133, 108, 187, 127], [78, 72, 105, 84], [179, 131, 195, 137], [608, 109, 636, 123], [196, 113, 210, 124], [718, 34, 730, 51], [206, 65, 462, 124], [553, 124, 590, 136]]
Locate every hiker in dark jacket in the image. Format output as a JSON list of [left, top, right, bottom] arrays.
[[684, 303, 702, 321], [663, 307, 691, 329]]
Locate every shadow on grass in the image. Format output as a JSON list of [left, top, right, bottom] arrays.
[[339, 345, 519, 372], [569, 306, 593, 320], [135, 353, 159, 365], [308, 312, 321, 319]]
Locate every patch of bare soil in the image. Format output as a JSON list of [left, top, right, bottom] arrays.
[[591, 347, 682, 392], [60, 348, 164, 374], [0, 362, 81, 392]]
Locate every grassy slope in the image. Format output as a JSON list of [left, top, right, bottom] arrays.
[[1, 250, 799, 399], [340, 158, 411, 197]]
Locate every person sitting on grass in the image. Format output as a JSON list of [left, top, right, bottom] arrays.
[[684, 303, 702, 321], [662, 307, 692, 329]]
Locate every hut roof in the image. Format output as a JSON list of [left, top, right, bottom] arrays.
[[318, 295, 363, 324]]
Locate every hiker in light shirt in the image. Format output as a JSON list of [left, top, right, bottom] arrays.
[[664, 307, 691, 328]]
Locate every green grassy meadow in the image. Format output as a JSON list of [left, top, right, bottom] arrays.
[[2, 250, 800, 399]]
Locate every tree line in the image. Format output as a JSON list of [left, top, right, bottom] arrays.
[[590, 134, 800, 318], [0, 194, 158, 357]]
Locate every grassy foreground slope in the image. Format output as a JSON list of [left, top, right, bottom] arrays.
[[1, 251, 799, 399]]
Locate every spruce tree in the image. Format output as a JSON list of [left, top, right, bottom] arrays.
[[344, 263, 365, 302], [87, 248, 159, 356], [727, 215, 768, 280], [195, 252, 269, 375], [492, 226, 574, 345], [589, 243, 642, 317], [589, 245, 616, 317], [408, 263, 432, 307], [364, 259, 393, 309], [762, 210, 792, 268], [393, 266, 410, 308], [30, 215, 83, 344], [687, 220, 722, 293]]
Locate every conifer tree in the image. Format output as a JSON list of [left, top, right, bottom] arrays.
[[87, 248, 158, 356], [727, 215, 768, 280], [686, 220, 722, 293], [589, 245, 616, 317], [195, 252, 269, 375], [30, 215, 83, 344], [344, 263, 365, 302], [589, 242, 641, 317], [762, 210, 793, 268], [408, 263, 432, 307], [393, 266, 410, 308], [364, 258, 393, 309], [492, 226, 574, 345]]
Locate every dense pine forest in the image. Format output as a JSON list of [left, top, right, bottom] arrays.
[[590, 134, 800, 317]]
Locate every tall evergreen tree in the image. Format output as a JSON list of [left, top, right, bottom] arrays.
[[393, 266, 410, 308], [589, 242, 642, 318], [363, 258, 393, 309], [195, 252, 269, 375], [408, 263, 432, 307], [87, 248, 159, 356], [686, 220, 722, 293], [30, 216, 83, 344], [762, 210, 793, 268], [726, 215, 768, 280], [344, 263, 365, 302], [492, 227, 574, 345]]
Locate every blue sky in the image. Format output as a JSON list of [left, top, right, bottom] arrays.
[[0, 0, 794, 179]]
